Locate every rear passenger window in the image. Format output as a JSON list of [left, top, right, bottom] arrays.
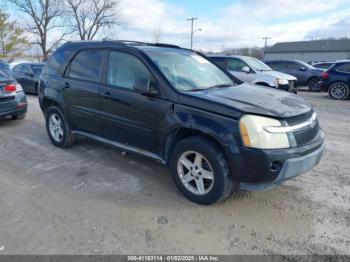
[[68, 49, 104, 82], [42, 49, 71, 75], [107, 51, 151, 90], [336, 63, 350, 73]]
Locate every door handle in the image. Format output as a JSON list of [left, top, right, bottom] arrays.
[[103, 91, 112, 99], [64, 82, 70, 89]]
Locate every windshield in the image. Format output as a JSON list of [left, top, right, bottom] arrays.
[[31, 65, 44, 75], [145, 50, 234, 92], [298, 60, 316, 70], [243, 57, 272, 71]]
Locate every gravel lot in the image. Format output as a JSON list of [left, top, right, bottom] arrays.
[[0, 92, 349, 255]]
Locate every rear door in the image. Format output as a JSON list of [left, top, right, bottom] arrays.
[[22, 65, 36, 93], [63, 48, 106, 135], [99, 50, 159, 153]]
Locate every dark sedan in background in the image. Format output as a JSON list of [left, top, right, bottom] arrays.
[[0, 60, 11, 74], [0, 69, 27, 120], [265, 60, 323, 91], [11, 63, 45, 94], [320, 61, 350, 100]]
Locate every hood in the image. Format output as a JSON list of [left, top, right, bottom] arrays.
[[182, 83, 312, 119], [261, 70, 297, 81]]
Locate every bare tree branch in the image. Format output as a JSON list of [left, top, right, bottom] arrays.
[[153, 25, 163, 44], [9, 0, 67, 59], [66, 0, 123, 40]]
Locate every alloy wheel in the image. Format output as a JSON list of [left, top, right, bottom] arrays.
[[177, 151, 215, 195], [49, 113, 64, 142], [330, 84, 347, 99]]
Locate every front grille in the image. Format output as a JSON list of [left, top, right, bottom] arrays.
[[293, 121, 320, 146], [0, 96, 15, 103], [285, 110, 320, 146]]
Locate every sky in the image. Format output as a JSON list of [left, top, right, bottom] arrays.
[[5, 0, 350, 52]]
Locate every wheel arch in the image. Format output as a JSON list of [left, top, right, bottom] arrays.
[[163, 128, 234, 176]]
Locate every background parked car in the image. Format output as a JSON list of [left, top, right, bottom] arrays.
[[265, 59, 323, 91], [0, 60, 11, 74], [9, 59, 35, 69], [11, 63, 45, 94], [312, 62, 335, 70], [320, 61, 350, 100], [0, 69, 27, 120], [208, 55, 298, 94]]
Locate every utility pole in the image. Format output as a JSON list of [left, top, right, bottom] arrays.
[[187, 17, 198, 49], [262, 37, 271, 50]]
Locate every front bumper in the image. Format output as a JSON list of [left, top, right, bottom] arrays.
[[228, 129, 325, 191]]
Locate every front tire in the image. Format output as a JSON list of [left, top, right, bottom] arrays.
[[45, 106, 75, 148], [169, 136, 234, 205], [308, 78, 320, 91], [328, 82, 350, 100]]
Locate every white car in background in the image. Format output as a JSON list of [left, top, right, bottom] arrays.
[[9, 59, 35, 69], [208, 55, 298, 94]]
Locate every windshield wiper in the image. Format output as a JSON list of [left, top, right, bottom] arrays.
[[206, 84, 232, 89], [184, 84, 232, 92]]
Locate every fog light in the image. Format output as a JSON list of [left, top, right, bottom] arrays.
[[270, 161, 282, 172]]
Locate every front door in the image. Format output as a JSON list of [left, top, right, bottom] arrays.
[[99, 50, 159, 153], [227, 58, 256, 83]]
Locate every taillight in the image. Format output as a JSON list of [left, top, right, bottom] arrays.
[[322, 72, 329, 80], [4, 84, 16, 93]]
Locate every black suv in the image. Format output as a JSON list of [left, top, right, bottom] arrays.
[[39, 41, 325, 205]]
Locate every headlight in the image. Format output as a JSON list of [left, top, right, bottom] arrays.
[[277, 78, 289, 85], [239, 115, 290, 149]]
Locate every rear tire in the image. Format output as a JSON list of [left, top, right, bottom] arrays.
[[45, 106, 75, 148], [169, 136, 235, 205], [328, 82, 350, 100]]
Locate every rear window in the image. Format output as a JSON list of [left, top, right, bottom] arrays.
[[42, 49, 71, 76], [0, 69, 8, 77], [68, 49, 104, 82], [335, 63, 350, 73]]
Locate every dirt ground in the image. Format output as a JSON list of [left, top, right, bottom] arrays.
[[0, 92, 349, 255]]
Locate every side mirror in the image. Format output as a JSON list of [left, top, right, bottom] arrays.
[[134, 78, 159, 98], [299, 67, 307, 71], [242, 66, 251, 73]]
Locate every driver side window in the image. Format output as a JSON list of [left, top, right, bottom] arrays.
[[107, 51, 151, 90], [227, 59, 248, 72]]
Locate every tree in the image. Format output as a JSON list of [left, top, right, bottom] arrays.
[[9, 0, 68, 59], [152, 25, 163, 44], [66, 0, 122, 40], [0, 11, 28, 57]]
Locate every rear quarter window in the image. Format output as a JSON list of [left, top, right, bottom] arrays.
[[42, 49, 72, 76], [335, 63, 350, 73]]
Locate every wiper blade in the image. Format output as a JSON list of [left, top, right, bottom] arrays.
[[184, 84, 232, 92], [206, 84, 232, 89]]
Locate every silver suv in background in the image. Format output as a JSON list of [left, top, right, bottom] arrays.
[[208, 55, 298, 94]]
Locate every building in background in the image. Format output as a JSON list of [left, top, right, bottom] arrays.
[[264, 39, 350, 63]]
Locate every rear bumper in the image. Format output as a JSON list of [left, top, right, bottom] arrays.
[[228, 129, 325, 191], [0, 91, 27, 117]]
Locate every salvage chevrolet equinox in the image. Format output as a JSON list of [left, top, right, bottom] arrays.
[[39, 41, 325, 205]]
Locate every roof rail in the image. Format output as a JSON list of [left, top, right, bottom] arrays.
[[103, 40, 181, 49]]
